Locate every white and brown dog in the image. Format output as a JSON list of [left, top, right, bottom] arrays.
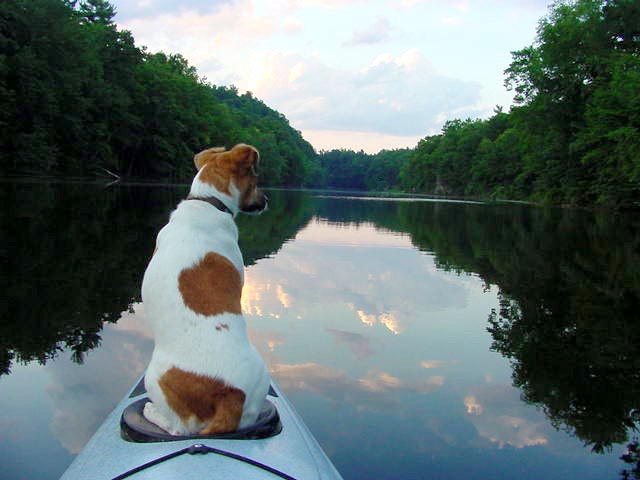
[[141, 144, 270, 436]]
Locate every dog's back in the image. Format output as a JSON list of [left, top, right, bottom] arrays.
[[141, 144, 269, 436]]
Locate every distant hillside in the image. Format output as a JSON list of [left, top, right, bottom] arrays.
[[0, 0, 320, 186]]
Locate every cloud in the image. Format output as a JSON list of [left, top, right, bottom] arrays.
[[463, 385, 552, 449], [241, 219, 472, 337], [112, 0, 234, 21], [345, 18, 392, 46], [326, 328, 374, 359], [117, 1, 280, 66], [359, 371, 445, 394], [272, 362, 444, 407], [441, 16, 463, 26], [395, 0, 425, 7], [421, 360, 449, 369], [289, 0, 365, 7], [46, 309, 153, 454], [353, 307, 404, 334], [302, 129, 421, 153], [253, 49, 482, 136]]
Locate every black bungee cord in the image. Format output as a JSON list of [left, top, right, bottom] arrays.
[[111, 443, 298, 480]]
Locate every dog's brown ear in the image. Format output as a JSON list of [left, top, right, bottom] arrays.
[[229, 144, 259, 174], [194, 147, 226, 171]]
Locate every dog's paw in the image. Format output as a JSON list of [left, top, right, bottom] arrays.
[[143, 401, 190, 436], [143, 402, 169, 430]]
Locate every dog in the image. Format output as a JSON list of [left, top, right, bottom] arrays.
[[141, 143, 270, 436]]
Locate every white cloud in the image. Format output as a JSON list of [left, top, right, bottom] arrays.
[[112, 0, 546, 151], [252, 49, 482, 136], [282, 16, 304, 33], [345, 18, 392, 46], [289, 0, 365, 7], [46, 309, 153, 454], [464, 384, 552, 449], [118, 1, 283, 67], [114, 0, 234, 21], [441, 16, 463, 26], [327, 328, 374, 359], [302, 129, 421, 153], [272, 363, 444, 405]]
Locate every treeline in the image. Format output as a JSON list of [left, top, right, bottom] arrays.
[[0, 0, 318, 185], [401, 0, 640, 208], [313, 148, 411, 191], [1, 0, 639, 207]]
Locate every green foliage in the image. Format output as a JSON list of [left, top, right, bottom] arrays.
[[399, 0, 640, 208], [0, 0, 319, 186], [316, 148, 410, 191], [0, 184, 312, 375], [1, 0, 638, 206], [400, 114, 513, 197]]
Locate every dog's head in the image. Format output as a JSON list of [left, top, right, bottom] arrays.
[[191, 144, 267, 215]]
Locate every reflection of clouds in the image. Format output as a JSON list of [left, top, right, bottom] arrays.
[[110, 302, 152, 338], [242, 280, 264, 316], [421, 360, 460, 369], [271, 363, 351, 398], [272, 362, 444, 408], [379, 312, 401, 335], [463, 385, 551, 449], [276, 285, 292, 308], [355, 307, 376, 326], [46, 306, 152, 454], [248, 330, 286, 356], [353, 307, 402, 334], [464, 396, 483, 415], [326, 329, 373, 359], [294, 220, 412, 248], [242, 280, 296, 318], [359, 371, 445, 393], [243, 219, 472, 337]]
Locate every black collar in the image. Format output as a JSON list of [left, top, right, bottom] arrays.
[[186, 196, 232, 215]]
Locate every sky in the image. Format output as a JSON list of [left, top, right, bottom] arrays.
[[111, 0, 552, 153]]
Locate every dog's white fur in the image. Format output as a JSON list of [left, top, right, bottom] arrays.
[[141, 144, 270, 435]]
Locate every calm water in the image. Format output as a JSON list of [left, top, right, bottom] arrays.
[[2, 181, 639, 480]]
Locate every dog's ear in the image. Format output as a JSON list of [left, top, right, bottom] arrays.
[[194, 147, 227, 171], [229, 144, 259, 175]]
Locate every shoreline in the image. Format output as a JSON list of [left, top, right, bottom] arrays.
[[4, 174, 635, 212]]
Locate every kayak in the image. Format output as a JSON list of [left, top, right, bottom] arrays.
[[60, 376, 344, 480]]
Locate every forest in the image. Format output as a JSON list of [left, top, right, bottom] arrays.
[[400, 0, 640, 208], [0, 0, 320, 186], [1, 0, 639, 207]]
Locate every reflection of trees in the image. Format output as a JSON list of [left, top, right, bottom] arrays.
[[237, 190, 313, 266], [621, 438, 640, 480], [479, 208, 640, 453], [4, 185, 639, 453], [414, 203, 640, 453], [1, 181, 184, 374], [315, 197, 640, 452], [1, 183, 312, 375]]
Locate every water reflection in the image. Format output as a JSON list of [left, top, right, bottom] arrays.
[[45, 305, 153, 453], [2, 183, 639, 479], [0, 182, 310, 375]]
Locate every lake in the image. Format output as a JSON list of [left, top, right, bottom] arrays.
[[1, 181, 639, 480]]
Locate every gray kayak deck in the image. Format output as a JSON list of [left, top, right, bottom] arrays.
[[61, 377, 343, 480]]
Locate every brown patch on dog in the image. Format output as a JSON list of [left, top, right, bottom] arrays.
[[237, 174, 259, 208], [194, 147, 226, 171], [215, 323, 230, 331], [159, 367, 245, 434], [193, 144, 260, 197], [178, 252, 242, 316], [199, 162, 232, 195]]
